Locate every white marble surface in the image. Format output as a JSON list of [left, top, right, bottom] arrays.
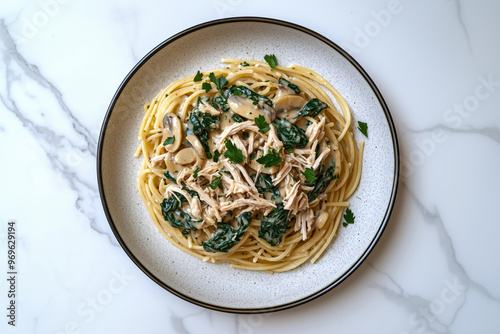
[[0, 0, 499, 333]]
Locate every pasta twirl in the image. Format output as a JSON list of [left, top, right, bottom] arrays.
[[135, 58, 363, 273]]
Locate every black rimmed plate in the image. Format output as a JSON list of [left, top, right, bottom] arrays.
[[97, 17, 399, 313]]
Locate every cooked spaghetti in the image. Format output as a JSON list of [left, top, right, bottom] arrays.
[[135, 57, 364, 272]]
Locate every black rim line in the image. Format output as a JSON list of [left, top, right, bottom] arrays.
[[96, 16, 400, 314]]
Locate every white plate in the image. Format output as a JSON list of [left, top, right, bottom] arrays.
[[97, 17, 399, 313]]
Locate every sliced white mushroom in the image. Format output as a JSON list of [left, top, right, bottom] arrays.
[[315, 210, 329, 229], [174, 148, 197, 165], [274, 95, 307, 121], [165, 152, 186, 176], [162, 113, 183, 152], [275, 82, 296, 99], [227, 95, 276, 123], [186, 134, 206, 159]]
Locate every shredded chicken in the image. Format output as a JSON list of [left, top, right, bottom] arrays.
[[217, 121, 260, 147], [198, 99, 223, 116], [283, 180, 309, 215], [294, 209, 315, 240], [156, 87, 339, 242], [150, 153, 168, 167]]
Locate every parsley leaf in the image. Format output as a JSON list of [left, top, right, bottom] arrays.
[[264, 54, 277, 69], [257, 148, 282, 168], [193, 70, 203, 82], [240, 61, 250, 67], [301, 167, 317, 184], [193, 168, 200, 179], [224, 139, 245, 164], [358, 121, 368, 138], [213, 149, 221, 163], [164, 170, 177, 183], [209, 72, 229, 90], [202, 82, 212, 93], [254, 114, 270, 134], [342, 208, 355, 227], [163, 136, 175, 146]]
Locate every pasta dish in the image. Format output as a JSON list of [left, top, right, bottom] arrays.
[[135, 57, 364, 272]]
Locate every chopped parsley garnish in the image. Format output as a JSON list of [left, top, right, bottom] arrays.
[[209, 72, 229, 90], [163, 136, 175, 146], [301, 167, 317, 184], [358, 121, 368, 137], [213, 149, 221, 163], [193, 70, 203, 82], [202, 82, 212, 93], [164, 170, 177, 183], [193, 167, 200, 179], [240, 61, 250, 67], [256, 148, 282, 168], [223, 139, 245, 164], [342, 208, 355, 227], [254, 114, 270, 134], [264, 54, 277, 69], [249, 152, 257, 160]]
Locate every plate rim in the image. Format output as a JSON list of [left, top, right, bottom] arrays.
[[97, 16, 400, 314]]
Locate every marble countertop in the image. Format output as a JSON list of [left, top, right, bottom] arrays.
[[1, 1, 499, 333]]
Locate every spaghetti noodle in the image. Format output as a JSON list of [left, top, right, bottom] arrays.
[[135, 58, 363, 272]]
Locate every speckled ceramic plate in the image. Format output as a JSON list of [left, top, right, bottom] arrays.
[[97, 17, 399, 313]]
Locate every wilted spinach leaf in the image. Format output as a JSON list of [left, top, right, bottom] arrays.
[[307, 164, 339, 202], [160, 195, 202, 236], [295, 98, 328, 119], [258, 203, 291, 246], [202, 212, 252, 252], [272, 118, 308, 151]]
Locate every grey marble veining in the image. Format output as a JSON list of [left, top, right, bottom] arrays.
[[1, 1, 499, 333]]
